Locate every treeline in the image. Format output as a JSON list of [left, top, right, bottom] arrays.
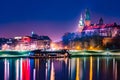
[[62, 32, 120, 50]]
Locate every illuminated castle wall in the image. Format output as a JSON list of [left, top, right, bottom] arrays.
[[78, 9, 120, 38]]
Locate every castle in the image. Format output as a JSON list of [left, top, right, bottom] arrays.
[[78, 9, 120, 38], [62, 9, 120, 50]]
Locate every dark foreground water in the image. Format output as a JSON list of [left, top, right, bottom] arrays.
[[0, 56, 120, 80]]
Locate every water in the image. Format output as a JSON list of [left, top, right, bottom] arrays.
[[0, 56, 120, 80]]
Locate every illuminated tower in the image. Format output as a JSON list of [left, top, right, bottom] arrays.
[[84, 8, 91, 26], [78, 14, 84, 32], [31, 31, 34, 36]]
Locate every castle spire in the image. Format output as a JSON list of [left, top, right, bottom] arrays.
[[84, 8, 91, 26], [85, 8, 90, 20], [79, 14, 84, 26], [99, 17, 103, 25], [78, 14, 84, 32]]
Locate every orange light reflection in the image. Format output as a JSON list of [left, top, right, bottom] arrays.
[[89, 56, 93, 80]]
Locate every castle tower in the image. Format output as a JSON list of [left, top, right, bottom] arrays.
[[99, 17, 103, 25], [78, 14, 84, 32], [84, 8, 91, 26]]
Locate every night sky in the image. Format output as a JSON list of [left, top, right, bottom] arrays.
[[0, 0, 120, 41]]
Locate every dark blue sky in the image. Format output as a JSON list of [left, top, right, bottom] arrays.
[[0, 0, 120, 40]]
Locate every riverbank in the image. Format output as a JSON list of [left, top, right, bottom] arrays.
[[0, 49, 120, 58]]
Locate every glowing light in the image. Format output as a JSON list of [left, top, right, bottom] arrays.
[[89, 46, 93, 50], [15, 45, 20, 50], [30, 44, 37, 50], [33, 69, 36, 80], [21, 59, 30, 80], [89, 56, 93, 80], [40, 45, 44, 48], [51, 43, 59, 50], [84, 20, 91, 26], [16, 60, 19, 80], [76, 58, 80, 80], [14, 37, 22, 39], [31, 31, 34, 35], [20, 58, 22, 80], [22, 36, 31, 43], [64, 46, 68, 49], [2, 44, 9, 50], [78, 14, 84, 32], [4, 59, 9, 80], [76, 46, 80, 50], [50, 62, 55, 80]]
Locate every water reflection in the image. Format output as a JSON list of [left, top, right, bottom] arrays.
[[1, 57, 120, 80], [4, 59, 9, 80]]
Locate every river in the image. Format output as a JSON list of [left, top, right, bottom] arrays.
[[0, 56, 120, 80]]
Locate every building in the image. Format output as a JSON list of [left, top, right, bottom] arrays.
[[0, 32, 52, 50], [14, 33, 51, 50], [36, 36, 51, 50], [62, 9, 120, 50]]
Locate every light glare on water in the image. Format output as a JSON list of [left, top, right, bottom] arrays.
[[0, 56, 120, 80]]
